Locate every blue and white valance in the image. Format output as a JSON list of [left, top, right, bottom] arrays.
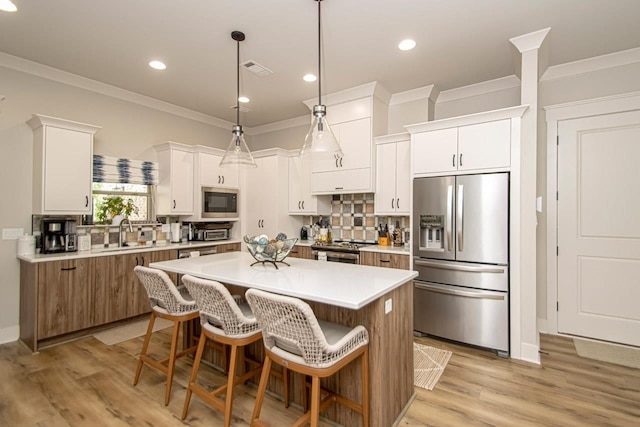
[[93, 155, 158, 185]]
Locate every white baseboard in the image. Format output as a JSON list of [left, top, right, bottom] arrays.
[[520, 342, 541, 365], [0, 325, 19, 345]]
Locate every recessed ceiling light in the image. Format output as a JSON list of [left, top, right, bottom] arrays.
[[149, 60, 166, 70], [0, 0, 17, 12], [303, 74, 317, 82], [398, 39, 416, 51], [238, 96, 250, 103]]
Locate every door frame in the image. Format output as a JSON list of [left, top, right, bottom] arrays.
[[544, 90, 640, 336]]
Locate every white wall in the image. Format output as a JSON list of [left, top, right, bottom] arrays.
[[0, 65, 231, 343]]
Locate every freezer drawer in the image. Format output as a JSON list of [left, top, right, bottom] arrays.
[[414, 281, 509, 354], [414, 258, 508, 292]]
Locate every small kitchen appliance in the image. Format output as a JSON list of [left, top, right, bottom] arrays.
[[201, 187, 239, 218], [300, 226, 308, 240], [42, 219, 77, 253]]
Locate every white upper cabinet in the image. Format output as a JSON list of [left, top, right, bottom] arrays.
[[375, 134, 410, 215], [408, 107, 527, 177], [154, 142, 194, 215], [304, 82, 390, 195], [27, 114, 101, 215], [242, 151, 300, 240], [199, 152, 239, 188], [288, 155, 331, 215]]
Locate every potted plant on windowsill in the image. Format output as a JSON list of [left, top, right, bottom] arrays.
[[95, 195, 139, 225]]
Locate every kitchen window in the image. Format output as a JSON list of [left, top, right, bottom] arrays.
[[92, 182, 152, 221]]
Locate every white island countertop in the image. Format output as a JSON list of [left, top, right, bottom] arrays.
[[150, 251, 417, 310]]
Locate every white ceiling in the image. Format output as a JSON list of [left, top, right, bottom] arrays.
[[1, 0, 640, 127]]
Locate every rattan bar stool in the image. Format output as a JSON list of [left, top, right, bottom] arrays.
[[132, 266, 200, 406], [246, 288, 370, 427], [181, 275, 289, 427]]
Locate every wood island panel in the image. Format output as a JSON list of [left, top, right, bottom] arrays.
[[289, 245, 313, 259], [360, 251, 410, 269]]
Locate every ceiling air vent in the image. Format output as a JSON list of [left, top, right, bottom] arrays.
[[241, 60, 273, 77]]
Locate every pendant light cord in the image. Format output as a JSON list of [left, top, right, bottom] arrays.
[[236, 37, 240, 126], [317, 0, 322, 107]]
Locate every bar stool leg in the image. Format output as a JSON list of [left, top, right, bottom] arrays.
[[222, 344, 238, 427], [362, 346, 370, 427], [133, 312, 156, 386], [283, 367, 289, 408], [310, 375, 321, 427], [182, 330, 207, 419], [164, 319, 181, 405], [250, 354, 272, 424]]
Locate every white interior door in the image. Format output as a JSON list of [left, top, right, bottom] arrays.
[[557, 110, 640, 346]]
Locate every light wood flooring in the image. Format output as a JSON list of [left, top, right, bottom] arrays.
[[0, 329, 638, 426]]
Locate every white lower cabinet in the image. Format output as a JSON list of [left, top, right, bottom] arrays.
[[27, 114, 100, 214], [375, 135, 410, 215]]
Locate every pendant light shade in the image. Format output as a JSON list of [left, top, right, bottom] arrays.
[[220, 31, 257, 168], [299, 0, 343, 159]]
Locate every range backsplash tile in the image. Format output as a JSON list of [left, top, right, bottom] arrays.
[[306, 193, 409, 243]]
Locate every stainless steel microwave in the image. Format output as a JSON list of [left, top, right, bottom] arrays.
[[201, 187, 238, 218]]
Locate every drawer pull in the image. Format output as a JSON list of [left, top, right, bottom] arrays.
[[61, 266, 77, 271]]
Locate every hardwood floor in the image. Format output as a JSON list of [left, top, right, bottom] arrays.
[[0, 330, 638, 426]]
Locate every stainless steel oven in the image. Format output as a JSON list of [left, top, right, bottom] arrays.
[[310, 241, 367, 264], [201, 187, 238, 218]]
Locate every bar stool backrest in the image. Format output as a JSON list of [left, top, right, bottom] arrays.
[[134, 266, 196, 314], [182, 275, 259, 338], [246, 288, 335, 366]]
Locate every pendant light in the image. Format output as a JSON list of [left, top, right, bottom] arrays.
[[220, 31, 257, 168], [299, 0, 343, 159]]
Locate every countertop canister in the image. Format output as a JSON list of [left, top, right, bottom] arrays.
[[17, 234, 36, 256]]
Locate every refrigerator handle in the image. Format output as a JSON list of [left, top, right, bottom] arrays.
[[457, 184, 464, 251], [415, 281, 505, 300], [446, 185, 453, 252]]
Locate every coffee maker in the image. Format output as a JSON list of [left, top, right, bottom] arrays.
[[42, 219, 77, 253]]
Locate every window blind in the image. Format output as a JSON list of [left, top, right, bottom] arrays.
[[93, 155, 158, 185]]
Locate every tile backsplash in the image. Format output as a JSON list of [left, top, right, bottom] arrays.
[[307, 193, 409, 243]]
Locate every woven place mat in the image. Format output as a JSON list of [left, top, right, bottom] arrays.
[[413, 342, 452, 391], [93, 317, 173, 346]]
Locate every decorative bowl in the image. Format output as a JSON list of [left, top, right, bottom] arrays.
[[244, 235, 298, 268]]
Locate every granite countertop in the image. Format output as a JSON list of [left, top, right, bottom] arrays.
[[150, 251, 417, 310], [17, 240, 242, 263]]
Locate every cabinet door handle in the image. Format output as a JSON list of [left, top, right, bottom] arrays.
[[173, 200, 176, 209], [301, 200, 304, 209], [222, 175, 225, 184], [335, 157, 339, 168], [141, 256, 145, 266], [135, 257, 139, 266], [396, 198, 400, 209], [218, 175, 221, 184], [85, 196, 89, 207], [298, 201, 301, 209], [61, 266, 77, 271], [452, 154, 456, 167], [339, 157, 343, 167], [391, 198, 394, 209], [380, 259, 391, 263], [459, 153, 463, 167], [335, 187, 343, 190]]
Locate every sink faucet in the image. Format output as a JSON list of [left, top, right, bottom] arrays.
[[119, 218, 134, 247]]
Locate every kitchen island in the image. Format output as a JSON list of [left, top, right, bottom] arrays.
[[150, 251, 418, 427]]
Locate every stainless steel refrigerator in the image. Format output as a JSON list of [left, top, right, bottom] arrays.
[[412, 172, 509, 356]]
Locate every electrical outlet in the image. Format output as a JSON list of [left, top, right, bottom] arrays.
[[2, 228, 24, 240], [384, 298, 392, 314]]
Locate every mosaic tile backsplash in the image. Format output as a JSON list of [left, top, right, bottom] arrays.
[[306, 193, 409, 243]]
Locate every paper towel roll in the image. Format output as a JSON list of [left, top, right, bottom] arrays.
[[17, 235, 35, 255], [170, 223, 181, 243]]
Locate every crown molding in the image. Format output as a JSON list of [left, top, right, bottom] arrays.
[[406, 104, 528, 134], [437, 75, 521, 104], [303, 81, 391, 110], [0, 52, 234, 130], [389, 84, 439, 106], [541, 46, 640, 82], [245, 115, 309, 136]]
